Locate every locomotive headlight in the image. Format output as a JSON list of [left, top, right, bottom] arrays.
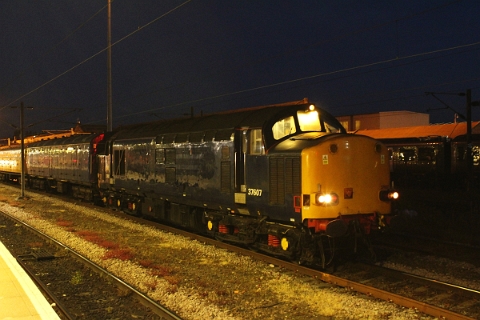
[[315, 193, 339, 206], [379, 190, 399, 201]]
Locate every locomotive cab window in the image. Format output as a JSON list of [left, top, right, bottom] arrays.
[[297, 110, 321, 132], [272, 116, 296, 140]]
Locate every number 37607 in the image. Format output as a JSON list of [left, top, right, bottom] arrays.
[[247, 188, 262, 196]]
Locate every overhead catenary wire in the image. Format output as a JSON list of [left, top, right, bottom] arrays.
[[3, 0, 193, 109], [113, 40, 480, 120]]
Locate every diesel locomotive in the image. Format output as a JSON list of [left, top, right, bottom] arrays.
[[0, 100, 398, 267]]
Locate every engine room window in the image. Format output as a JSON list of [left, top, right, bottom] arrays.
[[297, 110, 321, 132], [272, 116, 296, 140], [250, 129, 264, 155]]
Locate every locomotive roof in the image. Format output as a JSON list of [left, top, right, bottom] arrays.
[[355, 121, 480, 140], [111, 100, 339, 141]]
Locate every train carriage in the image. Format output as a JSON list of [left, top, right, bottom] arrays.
[[380, 136, 450, 188], [0, 146, 22, 182], [26, 133, 104, 199]]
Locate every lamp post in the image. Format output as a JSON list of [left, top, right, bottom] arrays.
[[6, 102, 32, 200], [19, 101, 26, 199], [107, 0, 113, 132], [465, 89, 480, 189]]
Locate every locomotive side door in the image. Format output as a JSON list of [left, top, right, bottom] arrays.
[[246, 129, 268, 212], [234, 130, 247, 213]]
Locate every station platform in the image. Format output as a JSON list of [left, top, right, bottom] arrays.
[[0, 241, 60, 320]]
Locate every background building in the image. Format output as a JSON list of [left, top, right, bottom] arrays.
[[336, 111, 430, 131]]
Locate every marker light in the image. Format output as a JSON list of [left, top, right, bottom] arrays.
[[379, 190, 399, 201]]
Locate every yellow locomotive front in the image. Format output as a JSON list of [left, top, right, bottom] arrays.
[[301, 134, 397, 237]]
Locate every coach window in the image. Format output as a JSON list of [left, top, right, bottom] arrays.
[[250, 129, 264, 155], [165, 148, 176, 164], [418, 147, 436, 163], [473, 146, 480, 165], [155, 148, 165, 164], [399, 147, 416, 162]]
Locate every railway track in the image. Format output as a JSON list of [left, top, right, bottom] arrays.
[[0, 210, 181, 320], [171, 233, 479, 319], [120, 213, 479, 319], [1, 183, 478, 319], [373, 230, 480, 265]]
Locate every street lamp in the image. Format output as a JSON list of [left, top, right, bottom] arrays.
[[9, 102, 32, 200]]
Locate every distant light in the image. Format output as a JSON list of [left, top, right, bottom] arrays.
[[308, 104, 315, 111]]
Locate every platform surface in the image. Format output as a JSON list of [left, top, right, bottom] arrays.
[[0, 240, 60, 320]]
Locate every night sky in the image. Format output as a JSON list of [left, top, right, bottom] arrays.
[[1, 0, 479, 138]]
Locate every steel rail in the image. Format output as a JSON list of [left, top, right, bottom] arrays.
[[15, 258, 74, 320], [1, 210, 183, 320], [143, 218, 476, 320], [1, 186, 475, 320]]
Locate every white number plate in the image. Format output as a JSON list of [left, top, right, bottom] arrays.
[[247, 188, 262, 196]]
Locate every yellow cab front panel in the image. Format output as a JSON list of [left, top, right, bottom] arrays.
[[301, 134, 391, 221]]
